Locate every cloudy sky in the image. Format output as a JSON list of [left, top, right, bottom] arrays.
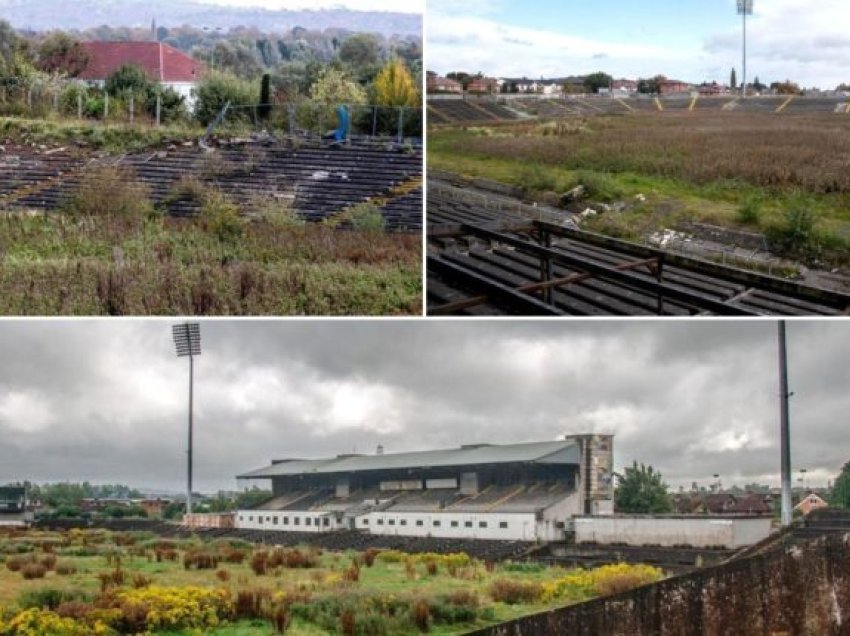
[[427, 0, 850, 89], [0, 320, 846, 494], [200, 0, 422, 13]]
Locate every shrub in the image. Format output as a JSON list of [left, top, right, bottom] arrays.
[[362, 548, 379, 568], [216, 569, 231, 582], [342, 560, 360, 582], [736, 196, 763, 226], [488, 579, 543, 604], [410, 598, 431, 632], [234, 587, 271, 620], [18, 588, 88, 611], [63, 166, 153, 235], [425, 560, 438, 576], [591, 563, 663, 596], [340, 607, 356, 636], [250, 551, 269, 576], [115, 586, 233, 632], [40, 554, 57, 570], [55, 561, 77, 575], [131, 573, 152, 589], [201, 190, 243, 243], [21, 563, 48, 580], [348, 203, 386, 233], [576, 170, 625, 203], [0, 608, 97, 635], [184, 550, 221, 570], [194, 70, 259, 125], [518, 162, 557, 193], [765, 204, 820, 258], [5, 555, 33, 572]]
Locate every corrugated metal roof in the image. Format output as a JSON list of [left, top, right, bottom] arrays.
[[238, 440, 579, 479]]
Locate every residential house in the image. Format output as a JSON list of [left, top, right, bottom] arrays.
[[795, 493, 829, 516], [426, 75, 463, 94], [467, 77, 499, 95], [78, 41, 205, 105]]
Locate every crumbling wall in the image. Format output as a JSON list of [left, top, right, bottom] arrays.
[[470, 534, 850, 636]]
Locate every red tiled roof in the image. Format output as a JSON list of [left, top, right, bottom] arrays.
[[78, 41, 204, 83]]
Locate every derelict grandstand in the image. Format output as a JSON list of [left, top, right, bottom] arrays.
[[236, 436, 614, 543]]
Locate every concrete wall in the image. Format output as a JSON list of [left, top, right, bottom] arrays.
[[468, 532, 850, 636], [362, 511, 538, 541], [574, 515, 772, 549], [236, 509, 343, 532]]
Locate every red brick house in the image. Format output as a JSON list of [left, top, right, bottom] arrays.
[[78, 41, 205, 104], [427, 75, 462, 94], [658, 79, 691, 95], [467, 77, 499, 95]]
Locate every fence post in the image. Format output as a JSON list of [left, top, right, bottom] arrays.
[[156, 95, 161, 128], [371, 106, 378, 137], [287, 103, 295, 134], [397, 107, 405, 143], [53, 92, 59, 114], [129, 94, 134, 125], [346, 104, 352, 142], [104, 92, 109, 119], [27, 88, 32, 112], [77, 93, 83, 119]]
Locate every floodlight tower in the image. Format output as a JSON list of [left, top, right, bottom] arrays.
[[173, 323, 201, 516], [737, 0, 753, 98], [777, 321, 792, 527]]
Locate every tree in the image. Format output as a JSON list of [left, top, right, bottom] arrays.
[[258, 72, 271, 120], [771, 80, 802, 95], [730, 67, 737, 89], [36, 32, 90, 77], [615, 461, 674, 514], [309, 67, 367, 106], [830, 461, 850, 508], [372, 58, 419, 107], [105, 64, 152, 97], [338, 33, 380, 68], [752, 76, 766, 91], [637, 76, 663, 95], [583, 71, 613, 94]]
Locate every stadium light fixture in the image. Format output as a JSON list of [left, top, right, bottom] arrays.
[[173, 323, 201, 516], [777, 321, 792, 527], [737, 0, 754, 98]]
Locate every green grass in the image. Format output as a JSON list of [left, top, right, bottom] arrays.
[[429, 122, 850, 268], [0, 117, 204, 153], [0, 165, 421, 315], [0, 529, 662, 636]]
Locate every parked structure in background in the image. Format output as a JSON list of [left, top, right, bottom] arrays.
[[78, 41, 205, 104], [183, 512, 235, 529], [235, 436, 615, 542], [0, 486, 32, 527], [795, 492, 829, 516]]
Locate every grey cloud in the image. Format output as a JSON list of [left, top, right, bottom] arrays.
[[0, 320, 847, 493]]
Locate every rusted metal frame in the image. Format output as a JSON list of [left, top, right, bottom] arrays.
[[430, 256, 659, 315], [427, 256, 565, 316], [460, 224, 758, 316], [539, 227, 553, 304], [535, 220, 850, 311]]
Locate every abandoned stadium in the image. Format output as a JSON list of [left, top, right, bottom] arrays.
[[235, 437, 614, 543]]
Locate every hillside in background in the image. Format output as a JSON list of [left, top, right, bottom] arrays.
[[0, 0, 421, 37]]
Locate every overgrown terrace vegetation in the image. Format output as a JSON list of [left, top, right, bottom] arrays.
[[0, 167, 421, 315], [429, 113, 850, 268], [0, 528, 663, 635]]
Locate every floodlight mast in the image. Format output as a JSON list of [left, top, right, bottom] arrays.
[[172, 323, 201, 517], [737, 0, 754, 98], [778, 321, 792, 527]]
